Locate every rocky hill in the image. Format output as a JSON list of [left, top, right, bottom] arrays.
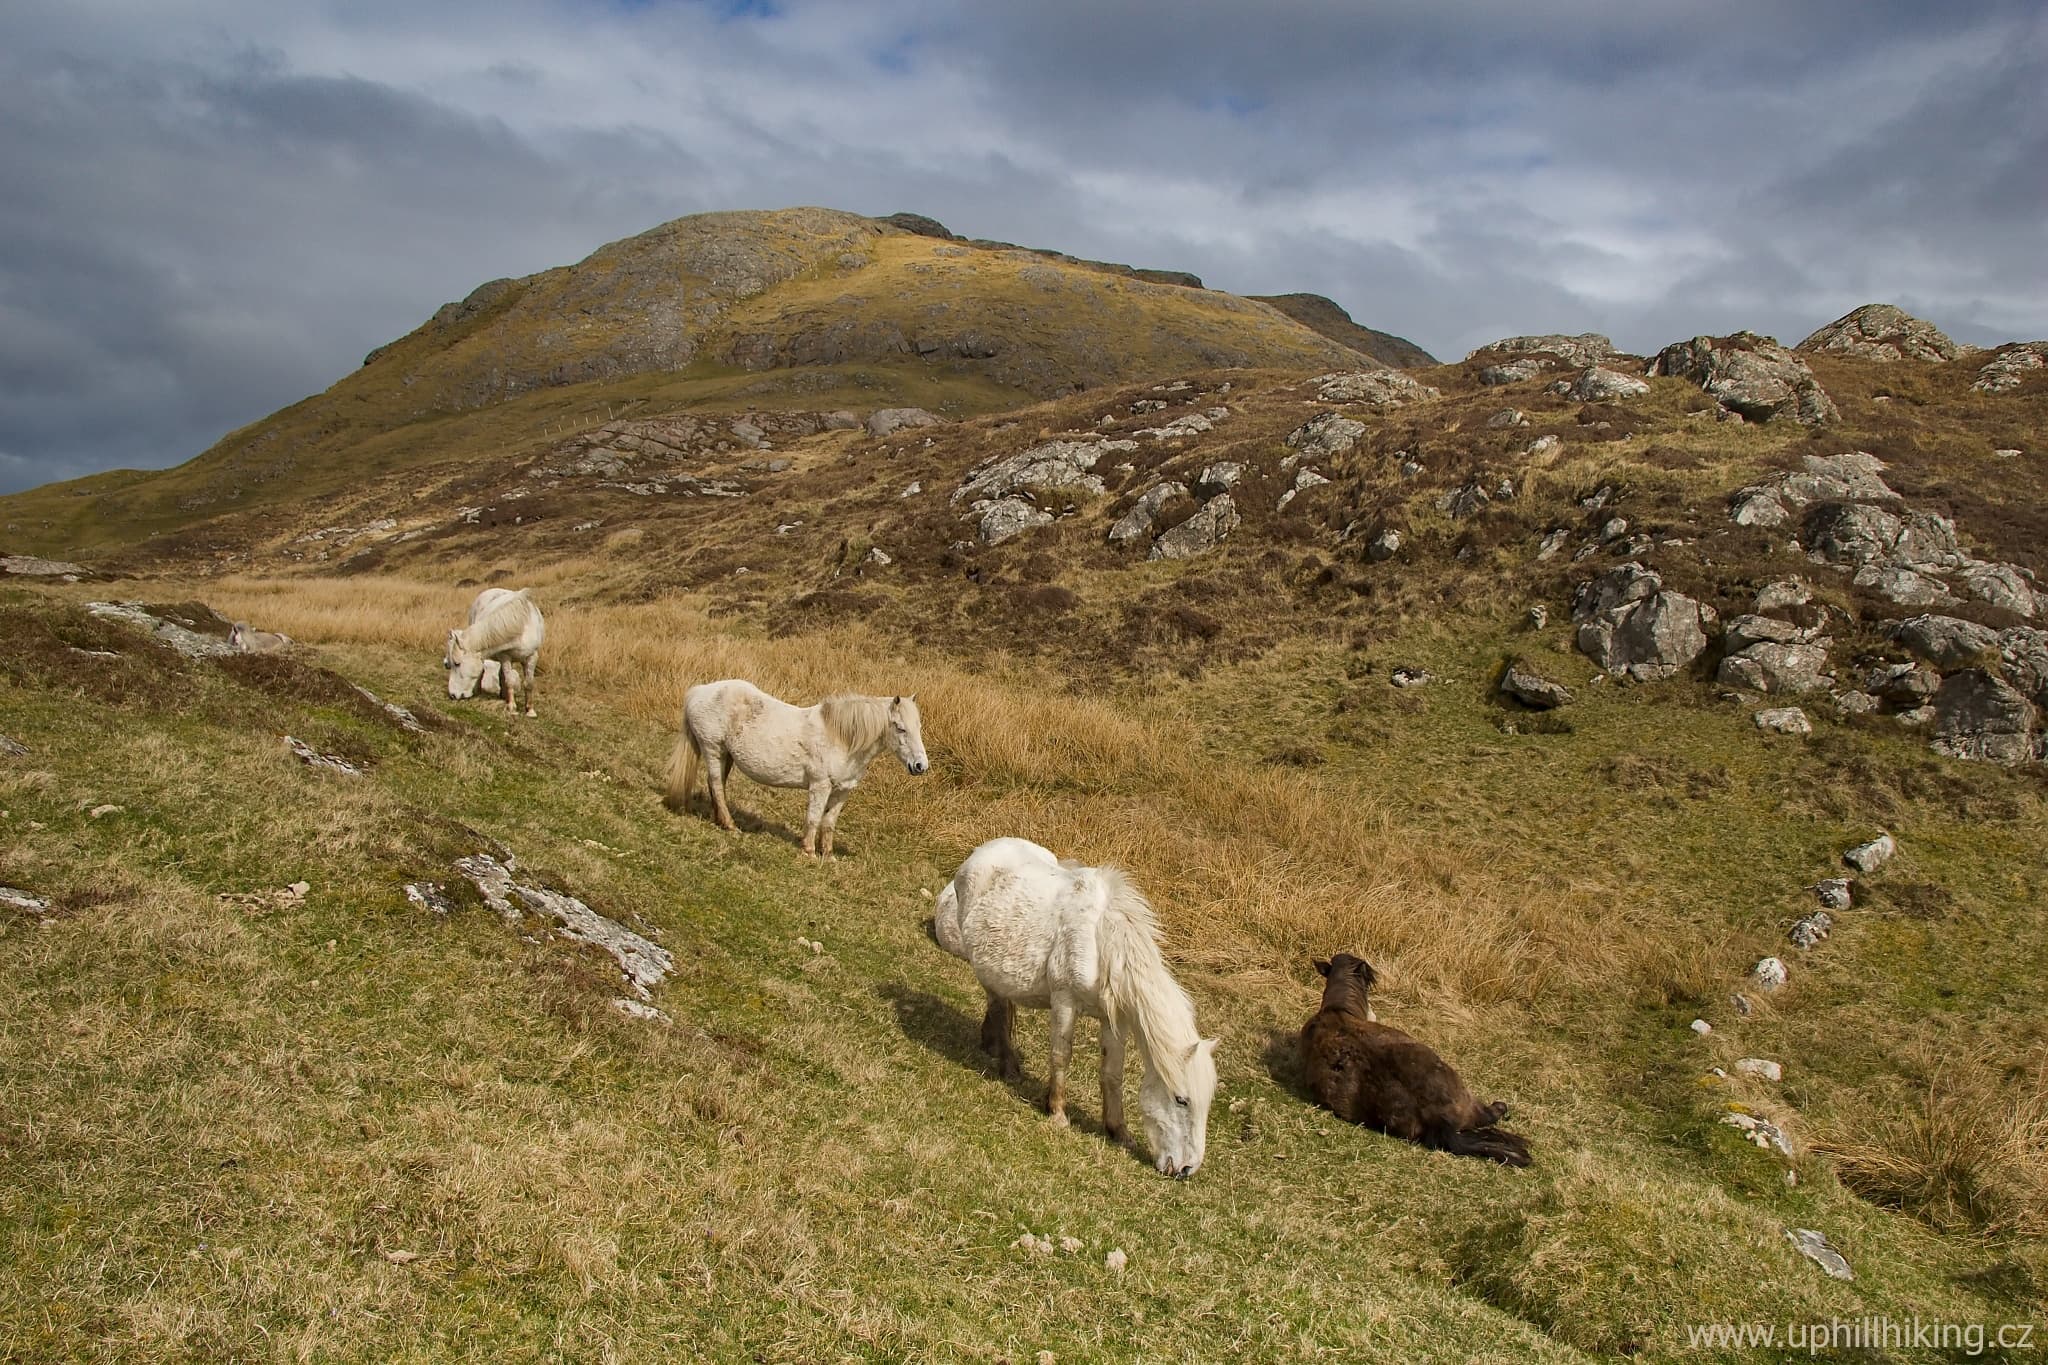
[[1247, 292, 1437, 368], [0, 208, 1399, 550]]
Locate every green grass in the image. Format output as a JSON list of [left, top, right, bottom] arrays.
[[4, 588, 2045, 1361]]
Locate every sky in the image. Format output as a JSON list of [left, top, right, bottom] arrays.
[[2, 2, 2044, 494]]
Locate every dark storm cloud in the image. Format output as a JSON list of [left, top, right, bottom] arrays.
[[1, 0, 2042, 495]]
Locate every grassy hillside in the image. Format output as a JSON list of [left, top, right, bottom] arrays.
[[3, 570, 2044, 1360]]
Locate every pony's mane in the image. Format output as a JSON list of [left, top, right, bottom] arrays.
[[461, 590, 535, 654], [1092, 865, 1200, 1090], [819, 693, 890, 754]]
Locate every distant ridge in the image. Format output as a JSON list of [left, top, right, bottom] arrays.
[[1249, 293, 1437, 368]]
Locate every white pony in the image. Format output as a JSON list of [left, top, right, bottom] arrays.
[[663, 679, 928, 858], [933, 836, 1218, 1178], [446, 590, 512, 699], [443, 588, 545, 717]]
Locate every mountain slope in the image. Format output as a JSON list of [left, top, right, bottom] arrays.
[[0, 208, 1391, 553], [1250, 291, 1438, 368]]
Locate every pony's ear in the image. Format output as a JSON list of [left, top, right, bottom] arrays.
[[1358, 961, 1377, 988], [1314, 959, 1331, 977], [892, 695, 901, 706], [1198, 1037, 1219, 1056]]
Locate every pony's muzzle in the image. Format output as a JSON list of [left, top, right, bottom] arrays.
[[907, 760, 929, 775]]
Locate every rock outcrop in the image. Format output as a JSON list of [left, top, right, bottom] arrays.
[[1929, 670, 2041, 765], [1572, 563, 1714, 682], [1970, 342, 2048, 394], [1107, 482, 1189, 544], [1469, 334, 1620, 368], [1310, 371, 1441, 408], [1549, 367, 1650, 403], [1150, 495, 1240, 561], [1651, 333, 1838, 425], [1796, 305, 1962, 363]]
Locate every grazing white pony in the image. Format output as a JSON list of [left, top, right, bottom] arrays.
[[446, 590, 511, 699], [663, 679, 928, 858], [228, 623, 292, 654], [933, 836, 1218, 1178], [443, 588, 545, 717]]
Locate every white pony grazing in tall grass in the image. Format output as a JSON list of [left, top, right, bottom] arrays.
[[443, 588, 545, 717], [663, 679, 928, 858], [228, 623, 292, 654], [933, 836, 1218, 1178]]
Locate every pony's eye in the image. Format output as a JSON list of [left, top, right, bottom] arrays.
[[1174, 1095, 1188, 1108]]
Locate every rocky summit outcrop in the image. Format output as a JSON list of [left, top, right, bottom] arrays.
[[1310, 371, 1441, 408], [1971, 342, 2048, 394], [1248, 294, 1437, 369], [1572, 563, 1715, 682], [1469, 334, 1620, 369], [1651, 333, 1838, 425], [1796, 305, 1963, 363], [1549, 366, 1650, 403]]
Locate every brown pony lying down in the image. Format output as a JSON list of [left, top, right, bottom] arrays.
[[1301, 953, 1530, 1166]]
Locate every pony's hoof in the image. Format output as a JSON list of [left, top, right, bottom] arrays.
[[1105, 1124, 1128, 1145], [1048, 1110, 1070, 1129], [524, 709, 537, 718]]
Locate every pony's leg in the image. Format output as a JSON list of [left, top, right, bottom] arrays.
[[1099, 1025, 1127, 1143], [503, 660, 520, 716], [801, 782, 831, 857], [704, 746, 739, 831], [1045, 996, 1076, 1127], [818, 787, 854, 859], [520, 658, 537, 718], [979, 990, 1020, 1083]]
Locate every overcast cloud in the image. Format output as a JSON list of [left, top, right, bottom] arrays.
[[2, 0, 2043, 493]]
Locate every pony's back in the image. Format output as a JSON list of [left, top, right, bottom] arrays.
[[464, 589, 543, 655]]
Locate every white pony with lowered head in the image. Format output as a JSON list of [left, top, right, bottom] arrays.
[[443, 587, 545, 717], [664, 679, 928, 858], [933, 836, 1218, 1178]]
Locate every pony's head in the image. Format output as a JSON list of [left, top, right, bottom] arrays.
[[443, 628, 485, 699], [228, 623, 246, 650], [1140, 1036, 1218, 1178], [888, 695, 929, 775], [1314, 954, 1377, 1014]]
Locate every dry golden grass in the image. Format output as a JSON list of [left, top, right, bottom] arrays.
[[1820, 1045, 2048, 1238]]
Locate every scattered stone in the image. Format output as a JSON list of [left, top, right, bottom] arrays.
[[975, 497, 1055, 546], [864, 546, 892, 567], [1796, 304, 1962, 363], [1956, 562, 2038, 618], [1599, 517, 1628, 542], [1106, 1248, 1128, 1273], [865, 407, 944, 438], [1752, 956, 1788, 991], [1790, 910, 1833, 949], [1525, 434, 1564, 459], [900, 481, 922, 498], [1994, 448, 2022, 459], [0, 735, 26, 758], [284, 736, 362, 775], [1436, 482, 1491, 519], [1970, 342, 2047, 394], [1277, 468, 1331, 511], [1367, 529, 1402, 562], [1527, 605, 1549, 629], [1194, 462, 1246, 497], [1732, 992, 1754, 1016], [1286, 411, 1367, 457], [351, 686, 428, 735], [85, 602, 235, 660], [1500, 659, 1574, 709], [1549, 366, 1650, 402], [1754, 579, 1812, 612], [0, 888, 50, 914], [1754, 707, 1812, 735], [1535, 528, 1569, 561], [1722, 1111, 1796, 1158], [1690, 1019, 1712, 1036], [1652, 333, 1838, 424], [1786, 1229, 1854, 1281], [1814, 879, 1851, 910], [1390, 667, 1433, 688], [1398, 458, 1425, 480], [612, 999, 673, 1025], [87, 804, 122, 819], [1135, 412, 1216, 441], [1108, 482, 1188, 544], [1734, 1058, 1784, 1083], [1, 554, 89, 577], [1311, 370, 1441, 407], [1729, 489, 1790, 528], [1485, 408, 1528, 428], [1843, 834, 1895, 873], [1896, 705, 1937, 728], [1012, 1233, 1055, 1257], [1720, 642, 1833, 695], [403, 882, 459, 915], [1149, 495, 1240, 561], [455, 853, 673, 999]]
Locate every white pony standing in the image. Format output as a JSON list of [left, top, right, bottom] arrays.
[[933, 836, 1218, 1178], [443, 588, 545, 717], [663, 679, 928, 858]]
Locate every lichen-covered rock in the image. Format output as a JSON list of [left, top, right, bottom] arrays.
[[1311, 370, 1441, 407], [1891, 615, 2002, 669], [1194, 462, 1246, 497], [1149, 495, 1240, 561], [1796, 304, 1962, 362], [2000, 627, 2048, 705], [866, 407, 945, 438], [1478, 358, 1552, 385], [1469, 333, 1619, 368], [1721, 644, 1832, 695], [1956, 562, 2040, 618], [1107, 482, 1188, 544], [1485, 407, 1528, 428], [1929, 669, 2040, 765], [976, 497, 1054, 545], [1730, 489, 1790, 528], [1285, 411, 1367, 458], [1549, 366, 1650, 402], [1724, 615, 1824, 653], [1803, 503, 1964, 573], [1971, 342, 2048, 394], [1, 555, 89, 578], [1500, 659, 1574, 709], [954, 438, 1135, 504], [1368, 529, 1402, 561], [1754, 579, 1812, 612], [1843, 834, 1895, 872], [1651, 332, 1838, 424], [1753, 706, 1813, 735], [1814, 878, 1852, 910], [455, 853, 673, 998], [1572, 564, 1713, 682]]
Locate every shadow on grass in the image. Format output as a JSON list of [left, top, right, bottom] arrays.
[[877, 978, 1140, 1156], [1259, 1025, 1315, 1105]]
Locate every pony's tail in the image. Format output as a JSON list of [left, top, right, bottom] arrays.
[[1439, 1125, 1532, 1167], [930, 880, 968, 959], [663, 725, 700, 813]]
